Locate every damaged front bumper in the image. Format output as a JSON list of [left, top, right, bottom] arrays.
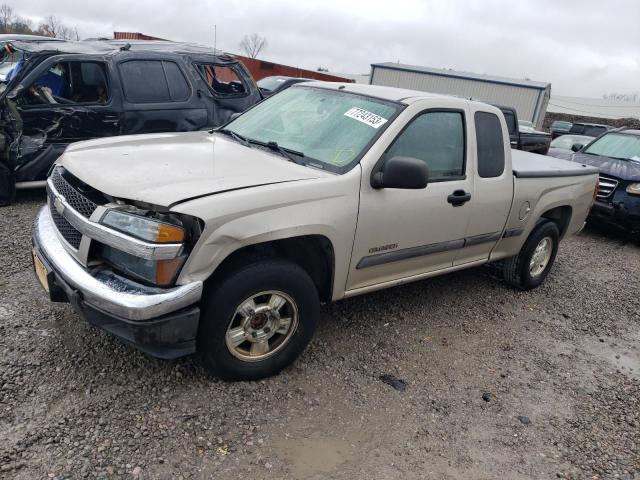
[[590, 196, 640, 233], [32, 206, 203, 359]]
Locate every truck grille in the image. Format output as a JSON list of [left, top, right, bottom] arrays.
[[597, 175, 618, 200], [47, 167, 103, 250], [49, 167, 98, 218], [48, 198, 82, 249]]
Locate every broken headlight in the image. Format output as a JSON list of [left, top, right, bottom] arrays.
[[100, 246, 187, 287], [98, 209, 202, 287], [101, 210, 185, 243]]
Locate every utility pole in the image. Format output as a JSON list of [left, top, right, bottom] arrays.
[[213, 25, 217, 53]]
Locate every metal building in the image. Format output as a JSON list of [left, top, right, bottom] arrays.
[[370, 62, 551, 128]]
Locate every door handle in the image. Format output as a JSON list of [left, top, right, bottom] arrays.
[[102, 115, 119, 125], [447, 190, 471, 206]]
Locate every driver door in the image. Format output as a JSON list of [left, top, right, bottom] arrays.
[[347, 106, 474, 291], [8, 54, 121, 181]]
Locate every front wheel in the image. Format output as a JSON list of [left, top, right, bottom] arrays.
[[503, 220, 560, 290], [197, 259, 320, 381]]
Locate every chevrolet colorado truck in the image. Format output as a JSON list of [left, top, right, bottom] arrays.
[[32, 83, 599, 380]]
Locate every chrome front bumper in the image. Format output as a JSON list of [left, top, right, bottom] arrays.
[[33, 206, 203, 321]]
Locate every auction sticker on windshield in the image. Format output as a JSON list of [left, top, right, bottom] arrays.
[[344, 107, 388, 129]]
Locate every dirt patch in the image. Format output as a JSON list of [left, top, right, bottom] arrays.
[[0, 194, 639, 479]]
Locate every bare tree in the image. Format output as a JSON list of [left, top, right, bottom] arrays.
[[11, 16, 33, 34], [0, 4, 14, 33], [38, 15, 79, 40], [239, 33, 267, 59]]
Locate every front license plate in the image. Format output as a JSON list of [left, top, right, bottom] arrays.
[[33, 249, 50, 293]]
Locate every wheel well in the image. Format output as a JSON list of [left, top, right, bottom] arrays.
[[540, 206, 572, 238], [207, 235, 335, 302]]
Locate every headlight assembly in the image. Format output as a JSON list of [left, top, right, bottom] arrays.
[[101, 210, 185, 243], [98, 209, 199, 287], [626, 183, 640, 196]]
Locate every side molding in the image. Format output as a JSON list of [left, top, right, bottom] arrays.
[[356, 230, 512, 269]]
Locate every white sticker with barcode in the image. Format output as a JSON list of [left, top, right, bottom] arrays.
[[343, 107, 388, 129]]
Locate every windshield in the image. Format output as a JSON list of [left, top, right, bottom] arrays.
[[550, 135, 594, 149], [225, 86, 402, 172], [583, 133, 640, 161]]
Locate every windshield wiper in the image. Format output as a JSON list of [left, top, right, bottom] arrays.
[[215, 128, 251, 148], [263, 141, 305, 164]]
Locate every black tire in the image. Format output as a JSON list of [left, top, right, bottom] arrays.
[[0, 167, 16, 207], [503, 221, 560, 290], [197, 258, 319, 381]]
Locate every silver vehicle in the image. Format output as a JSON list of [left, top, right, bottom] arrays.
[[32, 83, 599, 380], [547, 134, 595, 159]]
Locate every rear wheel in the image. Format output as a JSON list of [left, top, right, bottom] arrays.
[[198, 259, 319, 380], [503, 221, 559, 290]]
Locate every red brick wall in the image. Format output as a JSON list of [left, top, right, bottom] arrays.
[[232, 55, 353, 83], [113, 32, 168, 41], [112, 32, 353, 83]]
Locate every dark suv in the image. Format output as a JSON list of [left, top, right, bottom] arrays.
[[548, 127, 640, 233], [0, 40, 261, 205]]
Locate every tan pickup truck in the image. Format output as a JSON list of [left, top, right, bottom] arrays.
[[32, 83, 599, 380]]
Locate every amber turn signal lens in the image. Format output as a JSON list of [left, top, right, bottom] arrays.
[[156, 223, 185, 243], [155, 256, 187, 286]]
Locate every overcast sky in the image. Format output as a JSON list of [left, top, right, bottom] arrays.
[[13, 0, 640, 98]]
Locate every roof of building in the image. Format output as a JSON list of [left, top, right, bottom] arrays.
[[547, 95, 640, 120], [113, 32, 167, 41], [371, 62, 550, 90]]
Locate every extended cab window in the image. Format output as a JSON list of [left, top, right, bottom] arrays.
[[18, 61, 109, 106], [195, 63, 247, 96], [475, 111, 505, 178], [385, 111, 465, 179], [119, 60, 190, 103]]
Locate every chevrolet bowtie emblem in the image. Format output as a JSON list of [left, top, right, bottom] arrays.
[[53, 196, 65, 215]]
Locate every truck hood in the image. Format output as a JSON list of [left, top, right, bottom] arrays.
[[547, 150, 640, 182], [59, 131, 331, 207]]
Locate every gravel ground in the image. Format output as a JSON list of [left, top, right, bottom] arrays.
[[1, 191, 639, 480]]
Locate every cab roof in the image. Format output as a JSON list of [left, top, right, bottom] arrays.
[[297, 81, 492, 109], [300, 81, 451, 103]]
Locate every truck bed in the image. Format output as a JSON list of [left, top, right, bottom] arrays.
[[511, 149, 599, 178]]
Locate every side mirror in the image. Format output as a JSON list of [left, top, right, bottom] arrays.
[[371, 156, 429, 189], [571, 143, 583, 152]]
